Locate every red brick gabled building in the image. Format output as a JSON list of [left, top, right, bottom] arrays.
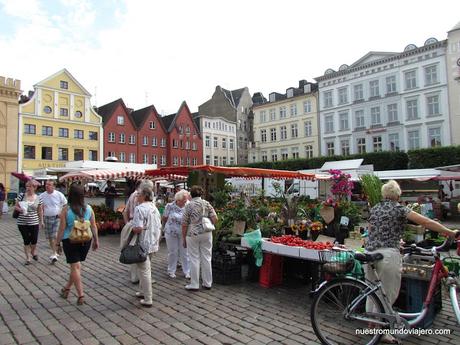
[[97, 98, 137, 162], [130, 105, 168, 166], [160, 101, 203, 167]]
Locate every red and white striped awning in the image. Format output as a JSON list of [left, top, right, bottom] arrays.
[[59, 169, 187, 182]]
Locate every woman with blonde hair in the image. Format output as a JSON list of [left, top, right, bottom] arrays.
[[366, 179, 458, 343]]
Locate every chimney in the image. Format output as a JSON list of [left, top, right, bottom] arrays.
[[298, 79, 308, 88]]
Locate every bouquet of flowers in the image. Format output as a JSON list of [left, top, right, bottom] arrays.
[[311, 221, 323, 232]]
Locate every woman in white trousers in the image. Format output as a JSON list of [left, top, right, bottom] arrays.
[[162, 190, 190, 278], [181, 186, 217, 291]]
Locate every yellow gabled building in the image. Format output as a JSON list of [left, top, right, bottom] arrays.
[[19, 69, 103, 173]]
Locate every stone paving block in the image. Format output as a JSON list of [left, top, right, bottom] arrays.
[[0, 333, 16, 344], [198, 336, 225, 345], [36, 334, 60, 345]]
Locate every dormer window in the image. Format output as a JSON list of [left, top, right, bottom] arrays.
[[117, 115, 124, 125], [149, 121, 155, 129], [179, 125, 183, 134], [60, 81, 68, 89], [287, 88, 294, 98], [269, 93, 276, 102]]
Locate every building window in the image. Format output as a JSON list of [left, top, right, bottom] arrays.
[[58, 128, 69, 138], [339, 112, 349, 131], [326, 142, 335, 156], [186, 141, 190, 150], [261, 129, 267, 143], [229, 157, 234, 165], [59, 108, 69, 117], [119, 133, 125, 143], [129, 135, 136, 144], [149, 136, 156, 147], [160, 138, 166, 147], [269, 108, 276, 121], [89, 150, 98, 161], [143, 136, 148, 146], [180, 156, 185, 166], [142, 154, 148, 164], [119, 152, 126, 162], [291, 123, 298, 138], [42, 126, 53, 136], [229, 139, 234, 150], [149, 121, 155, 129], [205, 155, 210, 165], [389, 133, 400, 151], [259, 111, 267, 123], [75, 111, 82, 118], [303, 100, 312, 113], [279, 106, 287, 119], [160, 155, 166, 166], [386, 76, 397, 94], [41, 147, 52, 160], [325, 115, 334, 133], [193, 158, 197, 166], [213, 137, 218, 148], [290, 104, 297, 116], [271, 150, 278, 162], [192, 142, 197, 150], [371, 107, 381, 125], [24, 124, 36, 134], [89, 131, 98, 140], [60, 80, 68, 89], [222, 138, 227, 149], [213, 156, 218, 166], [205, 136, 210, 148], [151, 155, 157, 165], [304, 121, 312, 137], [357, 138, 366, 154], [338, 87, 348, 104], [424, 65, 438, 85], [404, 70, 417, 89], [117, 115, 124, 125], [281, 149, 289, 160], [408, 130, 420, 150], [261, 151, 267, 162], [291, 147, 299, 159], [24, 145, 35, 159], [74, 129, 84, 139], [305, 145, 313, 158], [323, 91, 333, 108], [355, 110, 365, 128], [74, 149, 83, 161], [179, 140, 183, 149], [369, 80, 380, 98], [129, 153, 136, 163], [406, 99, 419, 120], [387, 104, 398, 123], [270, 128, 277, 141], [172, 139, 178, 148], [354, 84, 363, 101], [186, 126, 190, 134], [43, 106, 52, 114], [280, 126, 287, 140], [108, 132, 115, 142], [341, 140, 350, 156], [428, 127, 441, 147], [427, 95, 440, 116], [373, 136, 383, 152]]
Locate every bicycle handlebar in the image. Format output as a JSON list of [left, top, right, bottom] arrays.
[[401, 230, 460, 256]]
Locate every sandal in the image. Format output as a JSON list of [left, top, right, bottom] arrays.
[[32, 255, 38, 261], [60, 287, 70, 299], [24, 260, 31, 266], [77, 296, 85, 305]]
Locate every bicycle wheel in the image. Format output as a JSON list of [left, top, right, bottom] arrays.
[[311, 278, 385, 345], [449, 284, 460, 324]]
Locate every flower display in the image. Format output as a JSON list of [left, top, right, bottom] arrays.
[[310, 221, 323, 232], [329, 169, 354, 200]]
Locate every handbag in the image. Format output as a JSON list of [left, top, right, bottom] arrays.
[[201, 201, 215, 232], [12, 209, 20, 219], [119, 232, 147, 264], [69, 217, 93, 244]]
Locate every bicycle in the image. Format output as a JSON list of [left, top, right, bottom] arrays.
[[310, 236, 460, 345]]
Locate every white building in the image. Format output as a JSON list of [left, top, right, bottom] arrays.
[[447, 21, 460, 145], [199, 116, 237, 166], [315, 38, 450, 156], [249, 80, 319, 163]]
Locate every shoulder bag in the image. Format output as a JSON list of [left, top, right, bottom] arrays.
[[69, 207, 93, 244], [201, 201, 215, 232], [119, 232, 147, 264], [13, 193, 23, 219]]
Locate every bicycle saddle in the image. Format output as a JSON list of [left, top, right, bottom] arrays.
[[354, 252, 384, 263]]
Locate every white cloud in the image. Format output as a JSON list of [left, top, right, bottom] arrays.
[[1, 0, 460, 114]]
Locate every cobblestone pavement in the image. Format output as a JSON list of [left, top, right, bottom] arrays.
[[0, 216, 459, 345]]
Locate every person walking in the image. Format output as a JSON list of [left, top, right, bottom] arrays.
[[14, 180, 43, 265], [56, 183, 99, 305], [181, 186, 217, 291], [131, 186, 161, 307], [0, 183, 6, 219], [104, 180, 117, 211], [162, 189, 191, 279], [40, 179, 67, 263], [366, 180, 458, 343]]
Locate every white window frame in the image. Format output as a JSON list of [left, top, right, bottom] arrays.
[[404, 70, 417, 89], [424, 64, 438, 86], [108, 132, 115, 142], [406, 99, 419, 120], [369, 80, 380, 98], [341, 140, 350, 156], [387, 104, 398, 123], [339, 112, 349, 131], [291, 123, 298, 138], [304, 121, 312, 137], [408, 130, 420, 150], [280, 126, 287, 140], [326, 142, 335, 156], [117, 115, 124, 125], [355, 110, 365, 128], [373, 136, 383, 152], [389, 133, 400, 152], [305, 145, 313, 158], [325, 115, 334, 133], [270, 128, 277, 141], [303, 100, 312, 113], [323, 91, 333, 108], [371, 107, 381, 125], [357, 138, 366, 154], [338, 87, 348, 104], [426, 94, 440, 116], [386, 75, 397, 94], [354, 84, 363, 101], [428, 127, 441, 147]]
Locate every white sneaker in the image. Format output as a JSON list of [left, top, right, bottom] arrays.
[[49, 255, 58, 264], [167, 272, 176, 278], [185, 274, 191, 279]]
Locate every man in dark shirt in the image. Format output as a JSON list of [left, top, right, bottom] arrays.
[[105, 180, 117, 211]]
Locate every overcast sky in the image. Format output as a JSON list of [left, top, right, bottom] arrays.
[[1, 0, 459, 115]]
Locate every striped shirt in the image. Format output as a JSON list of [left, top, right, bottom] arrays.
[[16, 193, 42, 226]]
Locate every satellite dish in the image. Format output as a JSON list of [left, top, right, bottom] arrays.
[[105, 156, 118, 162], [404, 44, 417, 52], [424, 37, 438, 46], [339, 64, 349, 71], [325, 68, 335, 75]]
